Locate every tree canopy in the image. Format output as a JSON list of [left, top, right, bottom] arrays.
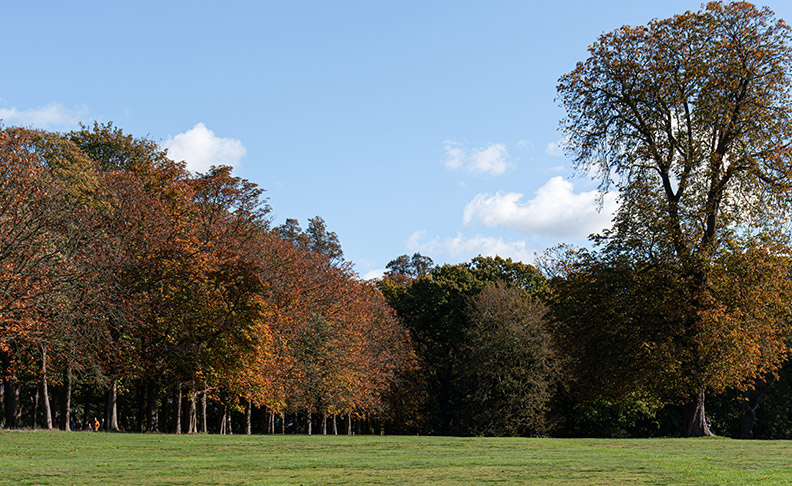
[[555, 1, 792, 436]]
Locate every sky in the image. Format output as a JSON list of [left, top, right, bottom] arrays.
[[4, 1, 792, 279]]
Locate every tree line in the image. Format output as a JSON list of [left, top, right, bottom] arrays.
[[0, 124, 414, 434], [5, 1, 792, 439]]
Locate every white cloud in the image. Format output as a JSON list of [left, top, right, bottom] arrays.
[[444, 141, 465, 170], [463, 176, 617, 239], [545, 136, 570, 157], [407, 230, 536, 263], [361, 268, 386, 281], [162, 123, 246, 173], [0, 103, 86, 130], [444, 141, 512, 176]]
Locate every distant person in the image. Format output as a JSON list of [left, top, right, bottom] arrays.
[[93, 418, 100, 432]]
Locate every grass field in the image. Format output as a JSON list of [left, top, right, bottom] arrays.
[[1, 431, 791, 485]]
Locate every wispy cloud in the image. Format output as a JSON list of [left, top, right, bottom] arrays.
[[463, 176, 617, 239], [545, 136, 570, 157], [444, 141, 513, 176], [361, 268, 386, 281], [0, 103, 87, 130], [162, 123, 246, 173], [407, 230, 536, 263]]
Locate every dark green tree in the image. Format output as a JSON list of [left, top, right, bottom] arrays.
[[379, 255, 549, 435], [459, 282, 558, 436]]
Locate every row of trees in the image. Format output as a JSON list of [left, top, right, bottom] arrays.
[[5, 1, 792, 439], [0, 124, 413, 434]]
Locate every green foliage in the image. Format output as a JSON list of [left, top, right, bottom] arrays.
[[274, 216, 344, 265], [379, 255, 551, 436], [458, 282, 558, 437]]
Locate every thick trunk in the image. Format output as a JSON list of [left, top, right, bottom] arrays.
[[39, 347, 53, 430], [175, 384, 182, 434], [188, 391, 197, 434], [105, 380, 119, 432], [226, 408, 233, 435], [322, 412, 327, 435], [60, 365, 72, 431], [281, 411, 285, 434], [333, 414, 337, 435], [146, 381, 159, 432], [347, 412, 352, 435], [684, 388, 715, 437], [245, 400, 252, 435], [307, 410, 312, 435]]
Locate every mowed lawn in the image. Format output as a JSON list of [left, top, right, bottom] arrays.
[[1, 431, 791, 485]]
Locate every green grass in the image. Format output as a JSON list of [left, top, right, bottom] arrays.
[[1, 431, 790, 485]]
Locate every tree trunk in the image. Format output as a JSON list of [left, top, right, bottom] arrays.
[[281, 411, 285, 434], [347, 412, 352, 435], [685, 388, 715, 437], [739, 401, 756, 439], [738, 376, 776, 439], [201, 390, 208, 433], [219, 404, 227, 435], [307, 410, 312, 435], [146, 381, 159, 432], [39, 346, 53, 430], [333, 414, 337, 435], [226, 408, 233, 435], [245, 400, 252, 435], [105, 380, 119, 432], [1, 350, 21, 429], [5, 381, 20, 429], [188, 391, 197, 434], [322, 412, 327, 435], [33, 388, 39, 429], [60, 365, 72, 431], [175, 384, 182, 434]]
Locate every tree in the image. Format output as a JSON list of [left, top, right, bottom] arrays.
[[275, 216, 344, 266], [379, 255, 548, 435], [384, 253, 434, 281], [459, 282, 558, 436], [556, 1, 792, 436]]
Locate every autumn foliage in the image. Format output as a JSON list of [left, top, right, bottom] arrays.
[[0, 124, 413, 434]]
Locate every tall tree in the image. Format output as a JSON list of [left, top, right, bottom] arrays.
[[556, 1, 792, 435]]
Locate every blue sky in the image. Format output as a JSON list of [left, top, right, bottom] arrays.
[[5, 1, 792, 279]]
